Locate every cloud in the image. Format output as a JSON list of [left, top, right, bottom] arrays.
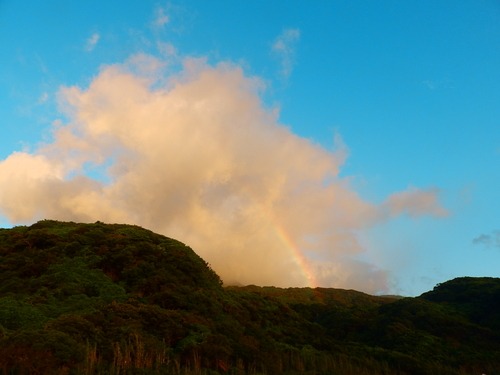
[[0, 54, 447, 294], [37, 92, 49, 104], [152, 6, 169, 29], [157, 41, 178, 59], [422, 80, 436, 90], [272, 28, 301, 79], [85, 33, 100, 52], [421, 79, 454, 91], [473, 230, 500, 249], [381, 188, 448, 219]]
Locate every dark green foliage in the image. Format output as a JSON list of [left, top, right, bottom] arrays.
[[0, 220, 498, 374], [421, 277, 500, 331]]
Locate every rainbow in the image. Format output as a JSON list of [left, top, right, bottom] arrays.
[[272, 224, 318, 288]]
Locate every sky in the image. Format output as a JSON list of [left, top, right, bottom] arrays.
[[0, 1, 499, 296]]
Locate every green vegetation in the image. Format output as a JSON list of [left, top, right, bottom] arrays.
[[0, 220, 498, 374]]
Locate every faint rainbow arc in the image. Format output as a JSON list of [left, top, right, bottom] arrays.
[[271, 222, 318, 289]]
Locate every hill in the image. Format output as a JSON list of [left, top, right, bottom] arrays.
[[0, 220, 498, 374]]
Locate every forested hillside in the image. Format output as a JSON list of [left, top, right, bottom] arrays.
[[0, 220, 498, 374]]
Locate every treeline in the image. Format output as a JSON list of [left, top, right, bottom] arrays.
[[0, 220, 498, 374]]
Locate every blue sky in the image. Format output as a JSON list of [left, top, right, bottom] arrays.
[[0, 1, 499, 295]]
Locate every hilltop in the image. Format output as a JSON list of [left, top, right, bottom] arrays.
[[0, 220, 498, 374]]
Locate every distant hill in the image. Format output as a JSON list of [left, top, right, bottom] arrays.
[[0, 220, 498, 374], [421, 277, 500, 331]]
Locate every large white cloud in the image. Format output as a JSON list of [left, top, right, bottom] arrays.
[[0, 54, 447, 293]]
